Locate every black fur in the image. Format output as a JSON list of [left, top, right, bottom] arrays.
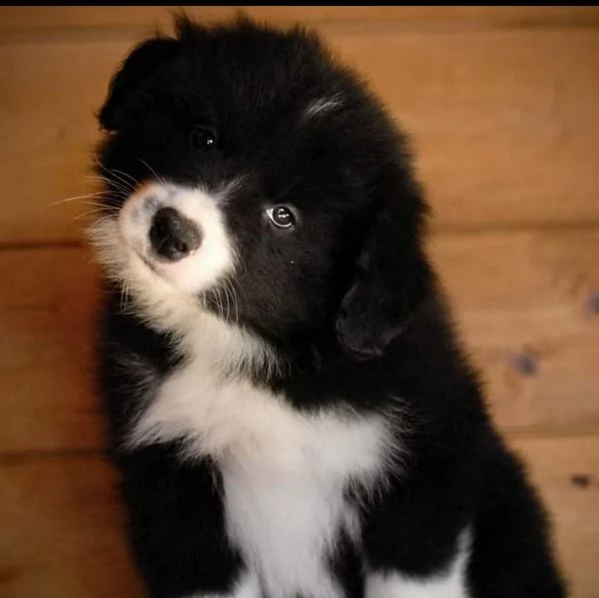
[[94, 15, 566, 598]]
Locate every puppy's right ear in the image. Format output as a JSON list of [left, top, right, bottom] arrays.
[[99, 36, 178, 131], [335, 162, 432, 361]]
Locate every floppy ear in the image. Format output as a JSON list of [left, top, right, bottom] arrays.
[[98, 36, 179, 131], [335, 164, 433, 360]]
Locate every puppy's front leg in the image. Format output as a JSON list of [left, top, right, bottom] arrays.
[[364, 533, 471, 598], [115, 446, 256, 598], [360, 480, 471, 598]]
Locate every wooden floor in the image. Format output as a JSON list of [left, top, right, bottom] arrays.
[[0, 7, 598, 597]]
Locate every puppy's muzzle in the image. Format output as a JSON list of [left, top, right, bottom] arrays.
[[149, 206, 202, 261]]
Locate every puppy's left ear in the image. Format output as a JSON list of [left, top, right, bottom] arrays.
[[335, 164, 433, 360], [98, 36, 179, 131]]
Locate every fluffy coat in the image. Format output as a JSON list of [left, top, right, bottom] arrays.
[[89, 15, 566, 598]]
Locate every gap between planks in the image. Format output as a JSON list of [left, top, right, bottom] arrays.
[[3, 12, 599, 45], [3, 219, 599, 254], [3, 427, 599, 465]]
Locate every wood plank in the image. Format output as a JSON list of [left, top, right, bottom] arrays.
[[334, 29, 599, 231], [0, 249, 104, 453], [0, 456, 143, 598], [2, 6, 599, 33], [0, 229, 597, 453], [0, 435, 597, 597], [430, 230, 599, 432], [1, 26, 599, 243], [509, 436, 599, 598]]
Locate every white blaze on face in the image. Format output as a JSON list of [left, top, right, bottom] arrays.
[[119, 182, 235, 293], [88, 181, 238, 331]]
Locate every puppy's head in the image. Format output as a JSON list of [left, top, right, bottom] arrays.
[[90, 16, 431, 360]]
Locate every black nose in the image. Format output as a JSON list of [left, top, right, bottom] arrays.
[[149, 207, 202, 261]]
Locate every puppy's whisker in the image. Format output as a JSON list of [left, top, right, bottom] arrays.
[[219, 284, 229, 321], [67, 199, 119, 213], [224, 279, 239, 323], [120, 278, 132, 314], [222, 288, 229, 321], [95, 158, 135, 186], [63, 201, 108, 211], [212, 289, 222, 318], [108, 177, 136, 195], [104, 173, 136, 194], [225, 285, 233, 322], [94, 162, 138, 195], [71, 208, 116, 223], [139, 159, 168, 186], [87, 174, 131, 194], [108, 167, 140, 189], [110, 176, 137, 196], [49, 192, 106, 208], [85, 174, 113, 185], [85, 178, 131, 199], [218, 288, 226, 320], [223, 284, 231, 322]]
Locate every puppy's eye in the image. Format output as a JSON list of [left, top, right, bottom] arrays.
[[190, 126, 217, 149], [266, 205, 296, 229]]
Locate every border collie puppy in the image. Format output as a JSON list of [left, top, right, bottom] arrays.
[[89, 15, 566, 598]]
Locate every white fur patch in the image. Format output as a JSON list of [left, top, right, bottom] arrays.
[[303, 96, 343, 119], [130, 330, 392, 598], [366, 529, 473, 598], [125, 305, 395, 598], [87, 181, 238, 330], [122, 182, 235, 293], [185, 571, 261, 598], [222, 415, 388, 598]]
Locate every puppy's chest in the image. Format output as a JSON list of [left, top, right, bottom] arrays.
[[131, 357, 390, 597], [131, 356, 389, 471]]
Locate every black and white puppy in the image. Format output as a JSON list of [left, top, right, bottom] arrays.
[[89, 15, 566, 598]]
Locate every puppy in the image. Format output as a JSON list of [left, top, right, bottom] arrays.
[[89, 15, 566, 598]]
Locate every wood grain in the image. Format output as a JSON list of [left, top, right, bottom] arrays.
[[1, 7, 598, 595], [0, 249, 104, 453], [1, 26, 599, 243], [2, 6, 599, 32], [1, 436, 597, 598], [0, 456, 142, 598], [431, 230, 599, 432], [1, 230, 597, 453], [509, 435, 599, 598]]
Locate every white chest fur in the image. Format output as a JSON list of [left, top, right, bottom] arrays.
[[129, 334, 392, 598]]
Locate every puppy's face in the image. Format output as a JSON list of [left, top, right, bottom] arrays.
[[90, 17, 428, 356]]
